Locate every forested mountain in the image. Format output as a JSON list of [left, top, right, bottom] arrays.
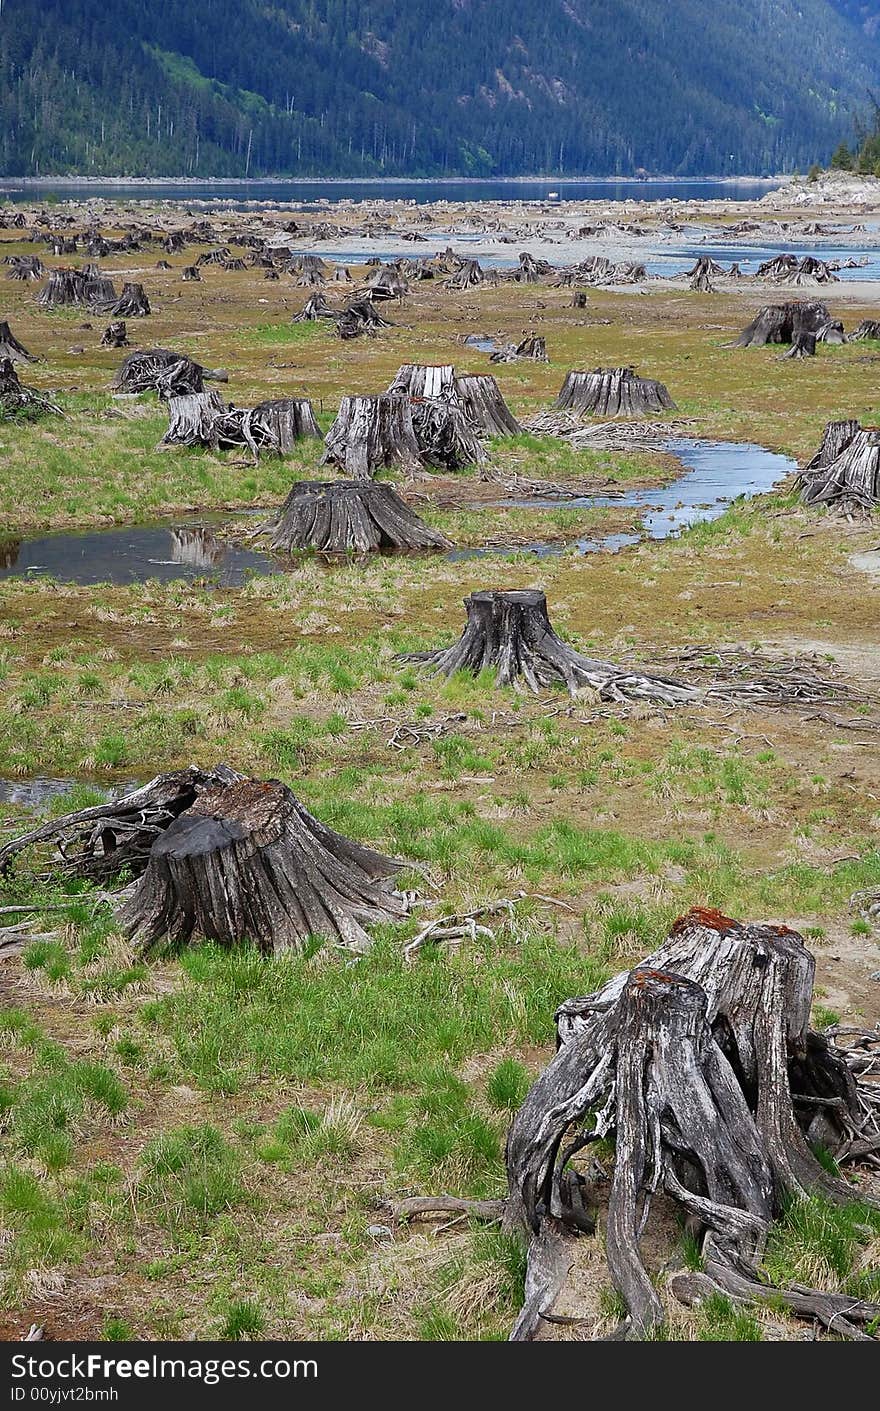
[[2, 0, 880, 179]]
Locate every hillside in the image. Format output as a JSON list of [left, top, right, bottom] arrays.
[[2, 0, 880, 178]]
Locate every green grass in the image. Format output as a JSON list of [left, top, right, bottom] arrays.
[[137, 1125, 246, 1232]]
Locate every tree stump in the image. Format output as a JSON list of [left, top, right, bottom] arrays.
[[799, 426, 880, 511], [100, 321, 129, 348], [387, 364, 457, 399], [5, 255, 44, 282], [735, 301, 830, 347], [453, 374, 521, 436], [321, 395, 423, 478], [0, 358, 62, 419], [266, 480, 450, 553], [110, 282, 151, 317], [249, 398, 321, 450], [0, 765, 242, 883], [687, 256, 717, 292], [514, 334, 547, 361], [851, 319, 880, 341], [816, 319, 847, 345], [181, 266, 202, 282], [112, 349, 209, 397], [37, 267, 86, 308], [0, 321, 37, 363], [397, 589, 695, 702], [121, 777, 408, 954], [571, 291, 588, 308], [555, 367, 677, 417], [335, 295, 392, 339], [160, 392, 226, 447], [445, 258, 484, 290], [292, 292, 336, 322], [409, 398, 487, 470], [499, 907, 876, 1339]]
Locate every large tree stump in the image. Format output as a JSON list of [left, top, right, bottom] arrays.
[[121, 778, 408, 954], [735, 300, 830, 348], [321, 395, 422, 478], [265, 480, 450, 553], [112, 349, 226, 398], [453, 374, 521, 436], [445, 258, 484, 290], [397, 589, 695, 703], [409, 398, 486, 470], [0, 321, 37, 363], [555, 367, 676, 417], [799, 426, 880, 511], [851, 319, 880, 341], [687, 256, 718, 292], [160, 391, 226, 447], [109, 282, 151, 317], [498, 907, 876, 1339], [0, 766, 242, 883], [387, 364, 457, 399], [5, 255, 45, 281]]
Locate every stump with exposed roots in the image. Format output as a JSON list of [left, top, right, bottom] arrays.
[[161, 393, 318, 457], [110, 282, 151, 317], [735, 300, 830, 348], [687, 256, 718, 292], [321, 394, 422, 477], [851, 319, 880, 341], [293, 292, 336, 322], [403, 907, 879, 1341], [799, 426, 880, 511], [555, 366, 677, 417], [122, 777, 409, 955], [265, 480, 450, 554], [397, 589, 695, 703], [801, 419, 861, 474], [0, 358, 62, 419]]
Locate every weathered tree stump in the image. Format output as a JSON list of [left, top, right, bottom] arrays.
[[160, 391, 226, 447], [514, 334, 547, 361], [397, 589, 695, 702], [851, 319, 880, 341], [445, 258, 484, 290], [0, 766, 242, 883], [799, 426, 880, 511], [687, 256, 718, 292], [410, 398, 487, 470], [735, 301, 830, 347], [109, 282, 151, 317], [387, 364, 456, 399], [321, 394, 422, 478], [453, 374, 522, 436], [555, 367, 677, 417], [5, 255, 44, 281], [500, 907, 876, 1339], [181, 266, 202, 282], [0, 321, 37, 363], [335, 295, 392, 339], [100, 321, 129, 348], [266, 480, 450, 553], [0, 358, 62, 419], [571, 290, 588, 308], [121, 777, 408, 954], [292, 292, 336, 322], [112, 349, 220, 397], [816, 319, 847, 345]]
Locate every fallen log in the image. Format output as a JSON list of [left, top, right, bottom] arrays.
[[397, 589, 696, 702], [555, 367, 676, 417], [265, 480, 450, 553], [122, 777, 408, 955]]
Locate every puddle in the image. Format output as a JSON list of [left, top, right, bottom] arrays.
[[0, 777, 142, 810], [0, 439, 796, 585], [464, 333, 498, 353]]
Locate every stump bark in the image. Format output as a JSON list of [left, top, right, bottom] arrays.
[[498, 907, 876, 1339], [555, 367, 677, 417], [397, 590, 695, 703], [266, 480, 450, 553], [801, 418, 861, 473], [122, 777, 408, 955], [321, 395, 423, 478], [160, 392, 226, 447]]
